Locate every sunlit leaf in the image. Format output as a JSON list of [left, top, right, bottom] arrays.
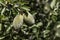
[[1, 7, 6, 15], [21, 6, 30, 11], [50, 0, 57, 9]]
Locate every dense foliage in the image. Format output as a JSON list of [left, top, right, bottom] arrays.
[[0, 0, 60, 40]]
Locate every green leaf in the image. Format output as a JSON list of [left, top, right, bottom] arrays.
[[43, 30, 50, 38], [5, 25, 13, 34], [50, 0, 57, 9], [36, 22, 43, 27], [32, 28, 37, 33], [1, 7, 6, 15], [21, 6, 30, 11], [0, 36, 5, 40], [0, 23, 2, 31], [46, 20, 52, 29], [0, 2, 6, 6]]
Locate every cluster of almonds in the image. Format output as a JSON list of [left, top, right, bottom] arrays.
[[12, 11, 35, 30]]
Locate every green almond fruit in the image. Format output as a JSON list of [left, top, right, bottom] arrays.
[[12, 14, 23, 29], [23, 11, 35, 25]]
